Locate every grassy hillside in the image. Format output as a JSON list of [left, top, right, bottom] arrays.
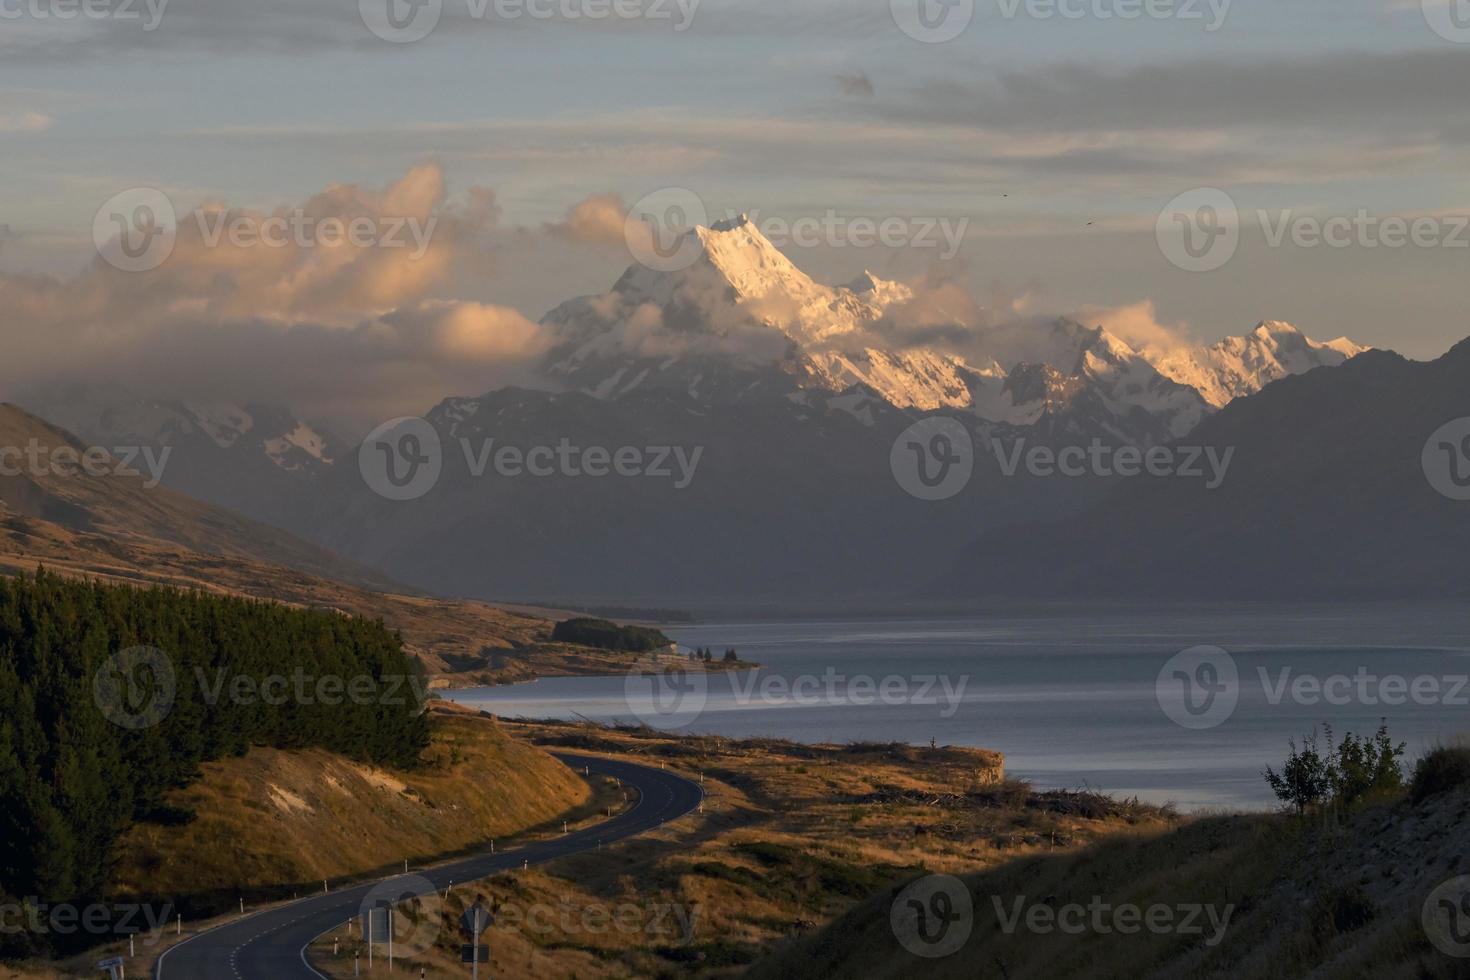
[[0, 403, 395, 590], [110, 711, 589, 911], [747, 755, 1470, 980]]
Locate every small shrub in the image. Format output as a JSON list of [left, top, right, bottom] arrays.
[[1409, 745, 1470, 804]]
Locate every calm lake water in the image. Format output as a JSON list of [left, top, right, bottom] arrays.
[[444, 604, 1470, 810]]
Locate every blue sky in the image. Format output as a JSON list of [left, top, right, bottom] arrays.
[[3, 0, 1470, 411]]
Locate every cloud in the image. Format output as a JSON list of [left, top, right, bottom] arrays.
[[1069, 299, 1192, 356], [0, 165, 551, 426], [0, 111, 50, 132], [543, 193, 630, 247]]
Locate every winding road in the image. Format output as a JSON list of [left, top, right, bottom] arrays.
[[155, 753, 702, 979]]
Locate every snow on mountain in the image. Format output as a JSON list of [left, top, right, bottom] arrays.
[[539, 215, 1360, 446], [22, 386, 338, 474], [1149, 321, 1369, 408]]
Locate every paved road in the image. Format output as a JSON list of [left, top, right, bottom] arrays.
[[155, 753, 702, 979]]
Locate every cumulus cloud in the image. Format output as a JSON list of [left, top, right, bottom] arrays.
[[1, 166, 551, 427], [543, 193, 631, 248]]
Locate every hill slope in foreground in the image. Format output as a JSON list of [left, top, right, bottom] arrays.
[[112, 709, 590, 912], [749, 773, 1470, 980]]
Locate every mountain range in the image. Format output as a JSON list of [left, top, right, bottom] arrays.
[[20, 215, 1422, 607], [943, 339, 1470, 599]]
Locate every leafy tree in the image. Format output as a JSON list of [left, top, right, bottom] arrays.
[[1264, 722, 1404, 814], [1264, 727, 1333, 814]]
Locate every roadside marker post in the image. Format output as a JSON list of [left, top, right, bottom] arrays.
[[462, 902, 492, 980]]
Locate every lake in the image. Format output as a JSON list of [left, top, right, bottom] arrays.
[[444, 604, 1470, 810]]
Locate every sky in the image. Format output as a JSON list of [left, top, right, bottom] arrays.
[[3, 0, 1469, 425]]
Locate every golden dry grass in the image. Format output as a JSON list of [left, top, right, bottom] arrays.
[[110, 713, 590, 908], [303, 719, 1177, 979]]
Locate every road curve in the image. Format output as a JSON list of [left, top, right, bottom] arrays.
[[155, 753, 702, 979]]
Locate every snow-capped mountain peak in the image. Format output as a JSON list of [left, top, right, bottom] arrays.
[[1150, 320, 1370, 408], [542, 214, 1367, 446]]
